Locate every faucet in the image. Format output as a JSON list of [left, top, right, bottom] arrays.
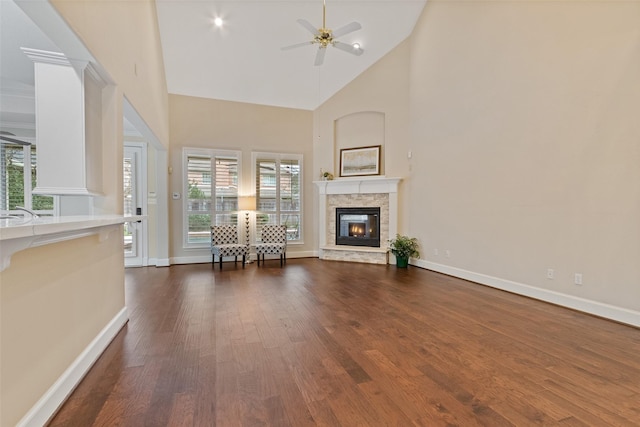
[[15, 206, 40, 218]]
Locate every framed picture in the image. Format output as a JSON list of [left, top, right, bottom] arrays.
[[340, 145, 381, 177]]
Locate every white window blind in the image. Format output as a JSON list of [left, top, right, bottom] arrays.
[[184, 149, 240, 247], [253, 152, 302, 242], [0, 143, 54, 214]]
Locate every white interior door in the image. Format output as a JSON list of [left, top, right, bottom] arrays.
[[124, 144, 146, 266]]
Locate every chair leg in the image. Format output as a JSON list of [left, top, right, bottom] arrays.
[[257, 254, 260, 266], [242, 255, 246, 268], [234, 256, 237, 266], [220, 256, 223, 269], [280, 254, 283, 268]]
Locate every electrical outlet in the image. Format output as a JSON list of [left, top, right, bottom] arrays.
[[574, 273, 583, 285], [434, 248, 439, 256], [445, 250, 451, 258], [547, 269, 554, 279]]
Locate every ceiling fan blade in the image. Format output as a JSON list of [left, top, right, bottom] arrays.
[[333, 41, 364, 56], [314, 47, 326, 66], [331, 21, 361, 39], [281, 41, 313, 51], [0, 132, 31, 146], [297, 19, 319, 36]]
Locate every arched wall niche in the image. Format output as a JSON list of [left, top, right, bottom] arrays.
[[334, 111, 385, 176]]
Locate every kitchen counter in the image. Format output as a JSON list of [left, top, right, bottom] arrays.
[[0, 215, 143, 272]]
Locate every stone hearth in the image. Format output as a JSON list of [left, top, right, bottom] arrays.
[[315, 177, 401, 264]]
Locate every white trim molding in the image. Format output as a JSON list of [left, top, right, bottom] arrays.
[[21, 47, 71, 66], [16, 308, 128, 427], [315, 176, 402, 196], [414, 259, 640, 328]]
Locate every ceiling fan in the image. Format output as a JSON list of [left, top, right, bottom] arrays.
[[0, 131, 30, 146], [282, 0, 364, 66]]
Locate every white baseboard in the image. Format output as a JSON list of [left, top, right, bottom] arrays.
[[17, 308, 129, 427], [171, 255, 212, 265], [146, 258, 170, 267], [171, 251, 319, 266], [287, 251, 318, 259], [155, 258, 170, 267], [414, 259, 640, 328]]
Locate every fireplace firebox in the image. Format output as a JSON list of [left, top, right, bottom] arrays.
[[336, 207, 380, 247]]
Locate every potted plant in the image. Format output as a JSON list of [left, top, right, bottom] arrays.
[[389, 234, 419, 268], [322, 171, 334, 181]]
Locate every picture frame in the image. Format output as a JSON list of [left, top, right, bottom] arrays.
[[340, 145, 381, 177]]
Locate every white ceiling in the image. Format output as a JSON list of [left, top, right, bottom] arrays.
[[155, 0, 427, 110], [0, 0, 427, 137], [0, 0, 59, 135]]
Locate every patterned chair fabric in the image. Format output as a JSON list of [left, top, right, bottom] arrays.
[[255, 225, 287, 267], [211, 225, 248, 269]]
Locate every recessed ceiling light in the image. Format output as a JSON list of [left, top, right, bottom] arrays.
[[214, 17, 223, 27], [353, 43, 361, 50]]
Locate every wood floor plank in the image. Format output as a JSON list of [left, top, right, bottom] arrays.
[[305, 399, 342, 426], [47, 260, 640, 426]]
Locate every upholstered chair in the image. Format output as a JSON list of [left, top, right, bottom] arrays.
[[210, 225, 249, 269], [255, 225, 287, 267]]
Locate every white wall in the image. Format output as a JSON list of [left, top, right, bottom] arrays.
[[314, 1, 640, 325], [314, 40, 411, 234], [0, 0, 171, 424], [168, 95, 315, 263], [408, 1, 640, 322], [51, 0, 170, 150], [0, 234, 125, 426]]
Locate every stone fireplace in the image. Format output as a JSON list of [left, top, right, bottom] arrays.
[[315, 177, 401, 264]]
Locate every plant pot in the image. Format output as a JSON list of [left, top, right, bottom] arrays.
[[396, 256, 409, 268]]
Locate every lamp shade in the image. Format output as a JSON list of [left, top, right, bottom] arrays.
[[238, 196, 256, 211]]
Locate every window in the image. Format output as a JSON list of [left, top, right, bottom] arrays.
[[183, 148, 241, 247], [1, 143, 54, 214], [253, 152, 302, 242]]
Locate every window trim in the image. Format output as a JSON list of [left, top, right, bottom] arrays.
[[252, 151, 303, 244], [182, 147, 242, 249]]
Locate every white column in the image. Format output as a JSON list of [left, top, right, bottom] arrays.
[[22, 48, 104, 196]]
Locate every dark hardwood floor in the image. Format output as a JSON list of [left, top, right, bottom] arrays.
[[48, 259, 640, 426]]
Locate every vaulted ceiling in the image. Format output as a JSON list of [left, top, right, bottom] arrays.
[[155, 0, 427, 110], [0, 0, 427, 138]]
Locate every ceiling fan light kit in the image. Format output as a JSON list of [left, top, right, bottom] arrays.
[[282, 0, 364, 66]]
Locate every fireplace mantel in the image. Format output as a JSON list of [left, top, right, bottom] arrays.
[[314, 176, 402, 195], [315, 176, 402, 264]]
